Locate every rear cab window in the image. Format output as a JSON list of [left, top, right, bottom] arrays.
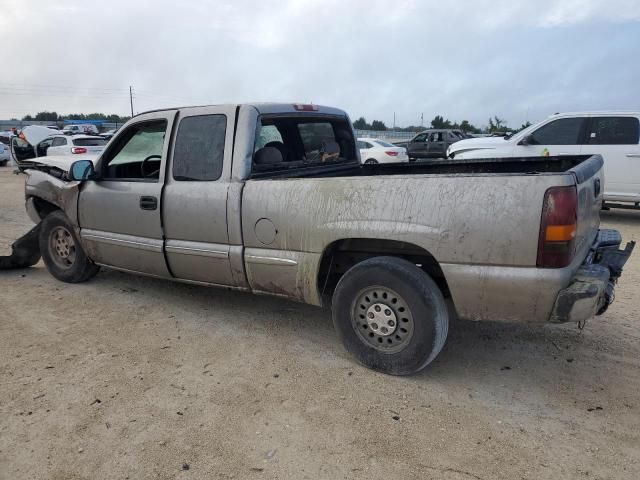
[[252, 115, 357, 175], [73, 138, 107, 147]]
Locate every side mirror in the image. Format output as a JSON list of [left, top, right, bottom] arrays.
[[69, 160, 96, 181], [518, 134, 533, 146]]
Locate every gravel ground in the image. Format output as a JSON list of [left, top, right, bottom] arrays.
[[1, 166, 639, 480]]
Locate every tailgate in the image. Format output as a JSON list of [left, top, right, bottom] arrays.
[[570, 154, 604, 259]]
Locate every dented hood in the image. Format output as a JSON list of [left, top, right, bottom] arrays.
[[30, 154, 98, 172]]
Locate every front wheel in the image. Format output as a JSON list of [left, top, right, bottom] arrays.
[[39, 210, 99, 283], [332, 256, 448, 375]]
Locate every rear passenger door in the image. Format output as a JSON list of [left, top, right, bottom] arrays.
[[162, 106, 238, 286], [581, 116, 640, 201], [48, 136, 68, 155], [427, 131, 446, 158]]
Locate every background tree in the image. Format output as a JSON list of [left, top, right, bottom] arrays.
[[431, 115, 453, 129], [370, 120, 387, 131], [352, 117, 369, 130]]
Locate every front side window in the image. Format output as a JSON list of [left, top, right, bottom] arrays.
[[173, 114, 226, 181], [588, 117, 639, 145], [529, 118, 584, 145], [413, 133, 427, 142], [102, 120, 167, 181], [357, 140, 368, 149], [52, 137, 67, 147]]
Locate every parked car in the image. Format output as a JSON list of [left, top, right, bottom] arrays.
[[396, 129, 469, 160], [40, 135, 107, 157], [447, 111, 640, 208], [100, 129, 119, 140], [9, 126, 61, 170], [10, 127, 106, 170], [0, 141, 10, 165], [62, 124, 99, 135], [357, 137, 408, 164], [6, 103, 634, 375]]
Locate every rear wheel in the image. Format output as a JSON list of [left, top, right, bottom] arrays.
[[364, 159, 378, 165], [332, 256, 448, 375], [39, 210, 99, 283]]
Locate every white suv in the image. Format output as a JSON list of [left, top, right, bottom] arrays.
[[447, 111, 640, 206]]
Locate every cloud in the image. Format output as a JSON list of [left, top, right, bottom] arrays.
[[0, 0, 638, 127]]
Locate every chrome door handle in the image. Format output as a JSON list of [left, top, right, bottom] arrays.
[[625, 153, 640, 158]]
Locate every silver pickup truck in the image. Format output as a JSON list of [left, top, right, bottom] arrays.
[[3, 103, 634, 375]]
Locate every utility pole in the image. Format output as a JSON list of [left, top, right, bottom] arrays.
[[129, 86, 134, 117], [393, 112, 396, 130], [421, 113, 424, 127]]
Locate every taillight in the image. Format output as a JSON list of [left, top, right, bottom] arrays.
[[385, 151, 399, 156], [71, 147, 87, 154], [537, 186, 577, 268]]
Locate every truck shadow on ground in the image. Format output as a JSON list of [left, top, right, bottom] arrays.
[[82, 267, 630, 400], [601, 208, 640, 227]]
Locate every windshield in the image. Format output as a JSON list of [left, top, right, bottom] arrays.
[[505, 122, 538, 140], [374, 140, 395, 148]]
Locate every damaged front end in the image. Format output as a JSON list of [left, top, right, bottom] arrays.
[[0, 224, 41, 269], [1, 159, 86, 270]]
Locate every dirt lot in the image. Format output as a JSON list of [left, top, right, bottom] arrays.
[[1, 166, 639, 480]]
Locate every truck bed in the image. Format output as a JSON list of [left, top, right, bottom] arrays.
[[251, 155, 598, 179]]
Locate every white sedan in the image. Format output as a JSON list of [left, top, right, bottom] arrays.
[[0, 142, 10, 165], [357, 137, 409, 164], [40, 134, 107, 156]]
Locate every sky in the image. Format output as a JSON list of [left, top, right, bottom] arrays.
[[0, 0, 639, 129]]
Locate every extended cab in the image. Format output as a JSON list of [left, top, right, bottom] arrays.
[[9, 104, 634, 375]]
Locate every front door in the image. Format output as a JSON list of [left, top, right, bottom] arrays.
[[162, 106, 238, 286], [580, 116, 640, 201], [408, 133, 428, 158], [77, 110, 176, 277]]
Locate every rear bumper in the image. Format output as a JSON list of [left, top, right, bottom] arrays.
[[549, 229, 635, 323]]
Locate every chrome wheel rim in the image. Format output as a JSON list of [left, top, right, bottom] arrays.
[[352, 286, 414, 353], [49, 226, 76, 269]]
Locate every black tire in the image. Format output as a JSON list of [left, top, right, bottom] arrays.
[[364, 159, 378, 165], [39, 210, 99, 283], [332, 256, 448, 375]]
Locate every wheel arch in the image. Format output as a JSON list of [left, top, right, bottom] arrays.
[[317, 238, 450, 303], [27, 195, 61, 222]]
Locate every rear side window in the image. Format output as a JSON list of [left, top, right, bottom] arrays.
[[529, 118, 585, 145], [173, 114, 226, 181], [73, 138, 106, 147], [588, 117, 639, 145], [375, 140, 395, 147]]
